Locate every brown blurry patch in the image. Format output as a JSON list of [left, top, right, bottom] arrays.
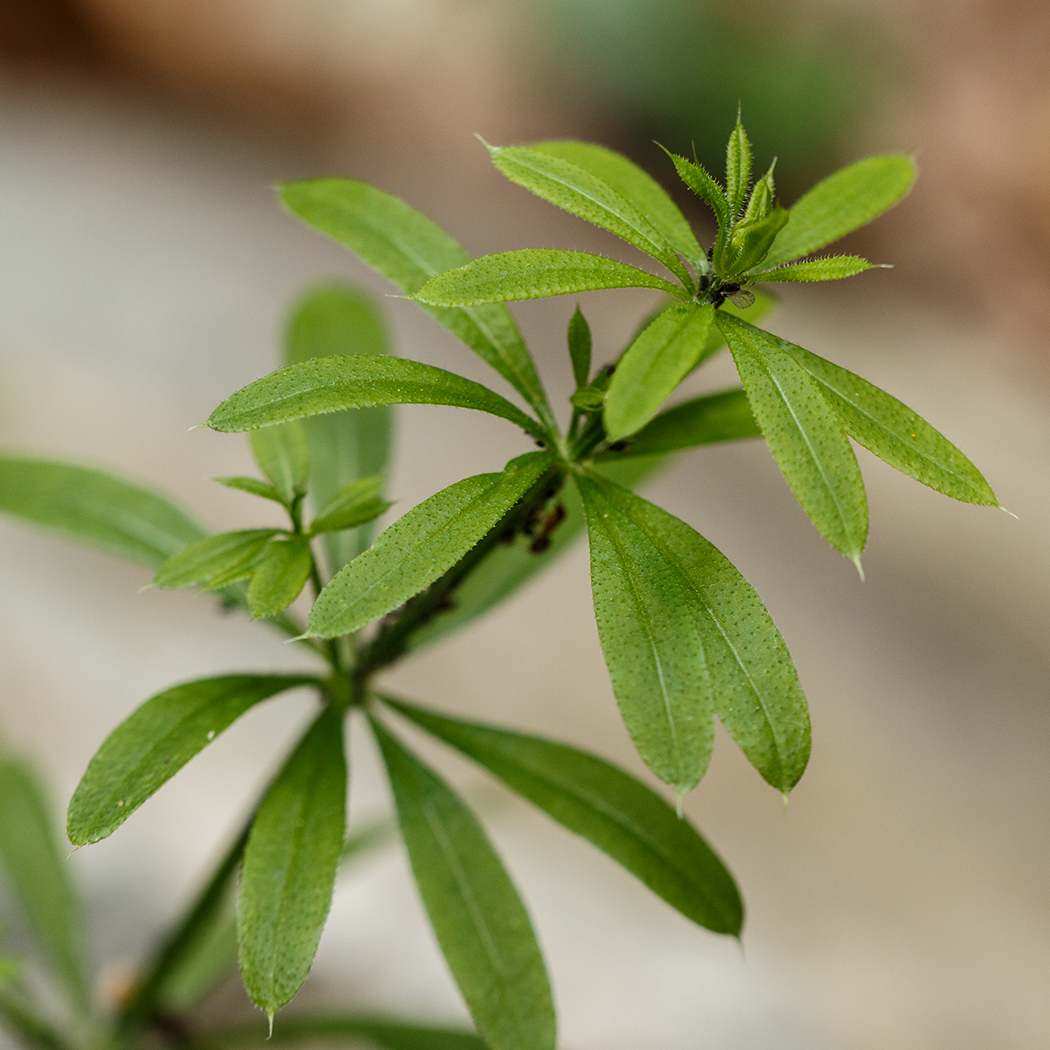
[[0, 0, 104, 64]]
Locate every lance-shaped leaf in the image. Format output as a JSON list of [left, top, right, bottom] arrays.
[[285, 284, 393, 571], [309, 452, 555, 639], [750, 255, 879, 283], [215, 476, 285, 504], [309, 476, 391, 536], [577, 474, 714, 794], [0, 754, 87, 1010], [249, 423, 309, 506], [534, 140, 704, 265], [773, 337, 998, 505], [371, 718, 555, 1050], [579, 474, 810, 792], [567, 305, 592, 389], [67, 674, 319, 845], [600, 388, 760, 459], [725, 115, 752, 219], [281, 180, 550, 419], [207, 356, 545, 442], [604, 303, 715, 441], [382, 697, 743, 935], [762, 155, 917, 268], [154, 529, 282, 590], [238, 705, 347, 1018], [415, 249, 684, 307], [0, 457, 204, 568], [662, 148, 730, 232], [487, 143, 692, 286], [718, 314, 868, 568], [247, 538, 313, 619]]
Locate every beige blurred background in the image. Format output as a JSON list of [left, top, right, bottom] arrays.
[[0, 1, 1048, 1048]]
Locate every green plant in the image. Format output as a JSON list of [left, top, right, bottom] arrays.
[[0, 115, 999, 1050]]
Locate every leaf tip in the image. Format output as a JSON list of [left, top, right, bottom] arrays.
[[998, 504, 1018, 520], [850, 553, 865, 581]]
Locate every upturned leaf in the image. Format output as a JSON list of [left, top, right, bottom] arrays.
[[776, 338, 998, 505], [247, 538, 313, 619], [309, 476, 392, 536], [154, 529, 282, 590], [238, 705, 347, 1017], [207, 356, 545, 442], [604, 303, 716, 441], [285, 284, 393, 571], [0, 754, 87, 1010], [567, 305, 592, 389], [382, 696, 743, 935], [600, 388, 760, 459], [308, 452, 555, 639], [249, 422, 310, 506], [750, 255, 879, 283], [577, 474, 714, 794], [724, 207, 789, 276], [762, 155, 917, 268], [725, 114, 752, 218], [662, 148, 730, 232], [718, 315, 868, 566], [578, 474, 811, 792], [214, 476, 285, 504], [487, 143, 692, 286], [0, 457, 204, 568], [67, 675, 318, 845], [742, 159, 777, 225], [280, 180, 550, 419], [371, 719, 555, 1050], [414, 249, 684, 306]]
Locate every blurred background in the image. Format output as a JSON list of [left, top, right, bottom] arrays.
[[0, 1, 1047, 1047]]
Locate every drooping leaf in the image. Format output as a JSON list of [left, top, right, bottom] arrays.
[[567, 305, 592, 389], [309, 477, 392, 536], [382, 697, 743, 935], [718, 315, 868, 566], [238, 705, 347, 1017], [725, 114, 752, 218], [280, 180, 550, 420], [487, 143, 692, 286], [246, 538, 314, 619], [600, 388, 760, 459], [67, 675, 318, 845], [578, 473, 810, 792], [750, 255, 879, 283], [371, 718, 555, 1050], [154, 529, 282, 590], [249, 423, 309, 506], [207, 356, 545, 442], [0, 755, 87, 1010], [414, 249, 684, 306], [775, 338, 999, 505], [604, 303, 715, 441], [285, 284, 393, 572], [214, 476, 285, 504], [762, 155, 917, 268], [0, 457, 204, 568], [577, 474, 714, 794], [534, 140, 704, 265], [308, 452, 556, 639]]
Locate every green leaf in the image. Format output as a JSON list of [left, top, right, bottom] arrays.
[[215, 476, 286, 504], [763, 155, 917, 268], [567, 305, 592, 389], [0, 755, 87, 1010], [207, 356, 545, 442], [154, 529, 282, 590], [578, 473, 811, 792], [487, 143, 692, 286], [724, 207, 789, 276], [309, 477, 392, 536], [717, 315, 868, 566], [662, 148, 730, 231], [0, 457, 204, 568], [67, 674, 318, 845], [774, 338, 998, 505], [308, 452, 555, 639], [285, 284, 393, 572], [238, 705, 347, 1017], [600, 388, 760, 459], [414, 249, 684, 306], [249, 423, 310, 506], [750, 255, 879, 283], [280, 180, 550, 420], [371, 719, 555, 1050], [742, 158, 776, 225], [534, 140, 704, 265], [725, 114, 752, 218], [381, 697, 743, 935], [577, 474, 714, 794], [604, 303, 715, 441], [247, 538, 313, 619]]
